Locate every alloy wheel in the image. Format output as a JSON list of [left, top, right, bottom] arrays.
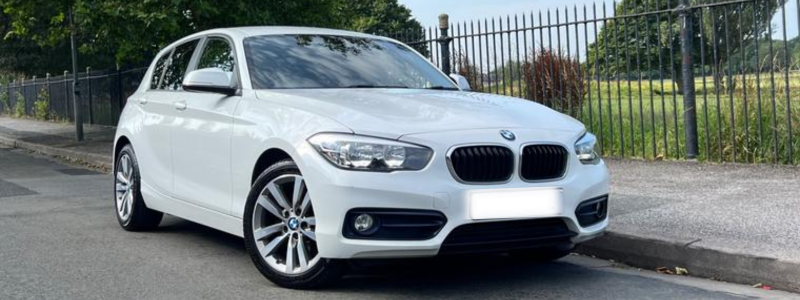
[[115, 153, 135, 221], [252, 174, 320, 274]]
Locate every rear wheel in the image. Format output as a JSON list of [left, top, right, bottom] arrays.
[[243, 159, 346, 289], [114, 144, 163, 231]]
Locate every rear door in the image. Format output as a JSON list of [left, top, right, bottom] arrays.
[[171, 36, 241, 214], [133, 49, 177, 196]]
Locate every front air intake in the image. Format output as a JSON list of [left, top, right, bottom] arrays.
[[520, 144, 569, 181], [448, 146, 514, 183]]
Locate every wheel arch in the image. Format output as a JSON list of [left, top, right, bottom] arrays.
[[251, 148, 294, 185], [114, 135, 132, 162]]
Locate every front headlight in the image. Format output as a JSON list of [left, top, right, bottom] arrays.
[[575, 132, 600, 164], [308, 133, 433, 171]]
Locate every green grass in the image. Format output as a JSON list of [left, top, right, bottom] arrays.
[[475, 73, 800, 164]]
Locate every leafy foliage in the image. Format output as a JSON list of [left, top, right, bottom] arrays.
[[33, 88, 49, 120], [585, 0, 785, 92], [0, 87, 9, 114], [0, 0, 423, 76], [13, 90, 24, 117]]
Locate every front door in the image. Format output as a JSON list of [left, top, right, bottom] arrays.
[[171, 36, 240, 214], [134, 50, 176, 197]]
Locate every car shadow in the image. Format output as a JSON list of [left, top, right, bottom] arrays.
[[154, 217, 628, 298], [155, 216, 245, 252]]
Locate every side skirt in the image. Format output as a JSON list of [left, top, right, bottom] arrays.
[[140, 181, 244, 238]]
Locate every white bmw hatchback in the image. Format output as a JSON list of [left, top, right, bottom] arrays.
[[113, 27, 609, 289]]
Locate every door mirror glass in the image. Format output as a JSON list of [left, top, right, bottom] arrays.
[[183, 68, 236, 96], [449, 74, 472, 91]]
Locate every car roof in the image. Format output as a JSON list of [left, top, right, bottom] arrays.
[[156, 26, 397, 62], [229, 26, 383, 39], [158, 26, 395, 57], [182, 26, 389, 42]]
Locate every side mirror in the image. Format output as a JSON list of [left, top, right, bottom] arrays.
[[183, 68, 237, 96], [449, 74, 472, 91]]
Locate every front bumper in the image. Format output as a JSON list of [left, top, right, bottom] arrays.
[[296, 129, 610, 259]]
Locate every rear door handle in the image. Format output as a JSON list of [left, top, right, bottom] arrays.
[[138, 98, 148, 105], [173, 101, 187, 111]]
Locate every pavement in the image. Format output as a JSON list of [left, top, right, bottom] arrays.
[[0, 117, 113, 170], [1, 115, 799, 294], [1, 145, 797, 300]]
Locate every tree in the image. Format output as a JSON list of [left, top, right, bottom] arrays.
[[0, 8, 75, 77], [341, 0, 427, 56], [586, 0, 784, 93], [0, 0, 423, 75], [701, 0, 784, 91]]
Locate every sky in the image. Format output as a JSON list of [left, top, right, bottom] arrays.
[[399, 0, 798, 40], [398, 0, 799, 64], [399, 0, 601, 27]]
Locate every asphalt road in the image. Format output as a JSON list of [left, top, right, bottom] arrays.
[[0, 146, 796, 300]]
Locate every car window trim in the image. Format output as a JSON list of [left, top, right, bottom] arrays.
[[192, 34, 242, 90], [147, 38, 203, 92], [159, 38, 202, 92], [149, 49, 173, 91]]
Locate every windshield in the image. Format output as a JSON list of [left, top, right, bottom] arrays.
[[243, 34, 457, 90]]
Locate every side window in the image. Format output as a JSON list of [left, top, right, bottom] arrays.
[[161, 40, 199, 91], [197, 37, 236, 80], [149, 52, 171, 90]]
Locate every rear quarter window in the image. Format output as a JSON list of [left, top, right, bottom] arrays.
[[149, 52, 171, 90]]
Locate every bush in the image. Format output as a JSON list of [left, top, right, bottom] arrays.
[[522, 49, 586, 117], [454, 52, 484, 92], [0, 89, 9, 115], [33, 89, 50, 121], [13, 91, 25, 118]]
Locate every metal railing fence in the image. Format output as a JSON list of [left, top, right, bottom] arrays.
[[383, 0, 799, 165], [0, 67, 146, 126], [2, 0, 798, 165]]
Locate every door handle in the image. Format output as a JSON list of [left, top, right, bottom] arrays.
[[173, 101, 187, 111], [138, 98, 148, 105]]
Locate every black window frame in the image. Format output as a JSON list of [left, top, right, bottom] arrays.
[[192, 34, 241, 90], [160, 39, 201, 91], [149, 50, 172, 90]]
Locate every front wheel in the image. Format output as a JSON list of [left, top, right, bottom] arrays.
[[243, 159, 347, 289], [114, 144, 163, 231]]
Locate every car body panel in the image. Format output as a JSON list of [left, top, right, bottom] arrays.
[[254, 89, 584, 139], [114, 26, 610, 259], [171, 91, 241, 214]]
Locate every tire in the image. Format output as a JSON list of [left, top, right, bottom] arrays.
[[508, 244, 575, 263], [243, 159, 347, 289], [114, 144, 163, 231]]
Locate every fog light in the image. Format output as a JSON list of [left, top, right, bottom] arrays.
[[354, 214, 374, 232]]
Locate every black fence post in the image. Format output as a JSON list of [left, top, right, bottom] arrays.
[[438, 14, 452, 75], [86, 67, 93, 124], [21, 78, 26, 116], [63, 71, 69, 119], [0, 83, 4, 115], [31, 76, 36, 116], [117, 65, 123, 113], [678, 0, 699, 159], [46, 73, 51, 114], [10, 79, 15, 114]]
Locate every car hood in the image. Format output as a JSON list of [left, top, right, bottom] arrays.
[[256, 89, 585, 139]]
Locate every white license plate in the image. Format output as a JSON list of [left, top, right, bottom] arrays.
[[468, 188, 563, 220]]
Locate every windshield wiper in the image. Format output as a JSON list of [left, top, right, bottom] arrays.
[[345, 84, 409, 89], [423, 86, 460, 91]]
